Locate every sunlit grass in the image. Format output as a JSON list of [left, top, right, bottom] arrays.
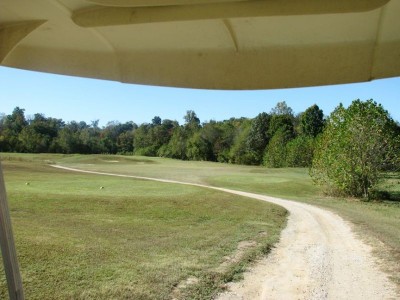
[[0, 155, 286, 299], [1, 153, 399, 295], [50, 153, 400, 288]]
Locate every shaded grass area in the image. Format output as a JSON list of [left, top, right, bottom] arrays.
[[371, 172, 400, 201], [0, 156, 286, 299]]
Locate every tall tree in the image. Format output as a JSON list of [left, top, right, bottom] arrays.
[[184, 110, 200, 133], [300, 104, 324, 137], [117, 131, 134, 154], [8, 107, 28, 133], [133, 124, 156, 156], [270, 101, 294, 116], [101, 121, 122, 154], [186, 131, 212, 161], [268, 114, 294, 138], [199, 120, 221, 161], [151, 116, 162, 126], [1, 107, 28, 151], [0, 113, 6, 151], [229, 119, 254, 165], [310, 99, 399, 198], [55, 125, 79, 153], [263, 127, 293, 167], [163, 126, 188, 160], [285, 136, 315, 167], [246, 112, 271, 164]]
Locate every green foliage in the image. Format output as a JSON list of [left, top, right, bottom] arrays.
[[268, 114, 294, 138], [19, 126, 52, 153], [286, 136, 315, 167], [263, 103, 295, 168], [151, 116, 162, 126], [133, 124, 149, 149], [163, 126, 188, 160], [184, 110, 201, 133], [310, 99, 399, 198], [101, 121, 135, 154], [3, 100, 398, 175], [263, 127, 293, 167], [246, 112, 271, 164], [300, 104, 324, 137], [0, 107, 28, 151], [270, 101, 294, 116], [116, 131, 134, 154], [228, 119, 256, 165], [186, 132, 213, 161], [134, 120, 176, 156], [214, 118, 245, 163]]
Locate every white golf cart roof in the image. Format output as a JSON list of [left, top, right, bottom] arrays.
[[1, 0, 400, 89]]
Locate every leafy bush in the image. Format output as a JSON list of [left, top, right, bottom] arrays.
[[310, 99, 399, 198], [286, 136, 315, 167]]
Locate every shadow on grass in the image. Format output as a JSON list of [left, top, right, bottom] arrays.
[[388, 191, 400, 202], [369, 190, 400, 202], [369, 172, 400, 202]]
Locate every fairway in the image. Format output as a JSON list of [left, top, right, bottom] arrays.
[[1, 153, 399, 298], [48, 153, 400, 290], [0, 154, 286, 299]]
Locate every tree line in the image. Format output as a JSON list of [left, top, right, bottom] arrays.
[[0, 102, 323, 167], [1, 100, 399, 198]]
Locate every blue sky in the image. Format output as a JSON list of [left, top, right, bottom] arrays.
[[1, 66, 399, 126]]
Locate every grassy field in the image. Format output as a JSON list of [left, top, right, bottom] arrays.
[[45, 153, 400, 288], [0, 153, 399, 297], [0, 154, 287, 299]]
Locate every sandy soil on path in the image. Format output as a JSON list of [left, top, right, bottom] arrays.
[[216, 190, 398, 300], [51, 165, 398, 300]]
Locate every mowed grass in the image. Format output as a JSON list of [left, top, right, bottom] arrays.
[[0, 155, 286, 299], [50, 154, 400, 288]]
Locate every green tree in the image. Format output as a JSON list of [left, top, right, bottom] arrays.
[[133, 124, 157, 156], [198, 120, 222, 161], [161, 126, 188, 160], [21, 114, 64, 152], [310, 99, 399, 198], [79, 126, 105, 154], [186, 131, 212, 161], [117, 131, 134, 154], [2, 107, 28, 151], [151, 116, 162, 126], [19, 126, 47, 153], [55, 125, 79, 153], [101, 121, 136, 154], [184, 110, 201, 133], [0, 113, 6, 151], [285, 136, 315, 167], [268, 114, 294, 138], [270, 101, 294, 116], [229, 119, 254, 165], [263, 127, 293, 167], [300, 104, 324, 137], [263, 107, 295, 167], [246, 112, 271, 164]]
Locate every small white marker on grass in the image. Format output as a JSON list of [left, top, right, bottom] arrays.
[[100, 186, 104, 190], [25, 182, 30, 185]]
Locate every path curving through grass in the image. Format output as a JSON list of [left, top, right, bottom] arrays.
[[52, 165, 398, 299]]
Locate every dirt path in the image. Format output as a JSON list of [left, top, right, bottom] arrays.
[[51, 165, 398, 299], [216, 191, 398, 300]]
